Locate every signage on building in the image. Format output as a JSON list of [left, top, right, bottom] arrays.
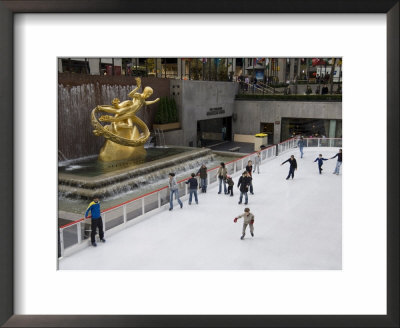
[[275, 121, 280, 125], [206, 107, 225, 116]]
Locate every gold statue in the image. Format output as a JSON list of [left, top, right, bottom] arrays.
[[91, 78, 159, 162]]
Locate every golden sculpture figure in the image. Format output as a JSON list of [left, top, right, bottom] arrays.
[[91, 78, 159, 162]]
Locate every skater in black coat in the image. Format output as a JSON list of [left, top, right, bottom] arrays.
[[237, 171, 251, 204], [185, 173, 199, 205], [281, 155, 297, 180]]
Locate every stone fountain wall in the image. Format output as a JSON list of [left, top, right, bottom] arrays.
[[58, 73, 170, 160]]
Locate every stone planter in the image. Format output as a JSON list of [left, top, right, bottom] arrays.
[[254, 136, 268, 151], [153, 122, 181, 131]]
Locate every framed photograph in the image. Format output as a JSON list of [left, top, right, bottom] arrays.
[[1, 1, 398, 327]]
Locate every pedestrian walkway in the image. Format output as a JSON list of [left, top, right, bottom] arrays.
[[59, 148, 342, 270], [207, 140, 257, 153]]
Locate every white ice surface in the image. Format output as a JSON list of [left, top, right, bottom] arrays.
[[59, 148, 342, 270]]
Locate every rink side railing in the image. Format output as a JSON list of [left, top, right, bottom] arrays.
[[59, 137, 342, 258]]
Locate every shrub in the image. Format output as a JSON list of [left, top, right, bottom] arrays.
[[154, 98, 163, 124], [154, 96, 179, 124], [235, 94, 342, 102], [269, 82, 289, 88], [170, 97, 178, 122]]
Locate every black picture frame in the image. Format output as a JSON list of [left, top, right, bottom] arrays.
[[1, 1, 398, 327]]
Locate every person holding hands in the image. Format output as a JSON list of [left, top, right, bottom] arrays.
[[314, 154, 328, 174]]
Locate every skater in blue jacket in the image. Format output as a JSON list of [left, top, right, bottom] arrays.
[[85, 197, 106, 247], [314, 154, 329, 174], [168, 173, 183, 211], [297, 136, 305, 158]]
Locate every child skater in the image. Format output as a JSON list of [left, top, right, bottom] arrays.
[[234, 207, 255, 240], [226, 175, 234, 197], [314, 154, 328, 174]]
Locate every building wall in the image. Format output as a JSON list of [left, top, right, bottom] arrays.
[[162, 129, 185, 146], [171, 80, 239, 146], [233, 100, 342, 144]]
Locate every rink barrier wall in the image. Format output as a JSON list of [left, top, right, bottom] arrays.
[[58, 137, 342, 258]]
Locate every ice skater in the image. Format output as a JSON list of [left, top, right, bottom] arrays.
[[226, 175, 234, 196], [330, 149, 342, 175], [297, 136, 305, 158], [234, 207, 255, 240], [281, 155, 297, 180], [245, 160, 254, 194], [168, 173, 183, 211], [216, 162, 228, 194], [185, 173, 199, 205], [85, 197, 106, 247], [237, 171, 251, 204], [253, 151, 261, 174], [314, 154, 328, 174], [196, 164, 208, 193]]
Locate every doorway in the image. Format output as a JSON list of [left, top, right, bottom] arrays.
[[260, 122, 274, 145], [197, 116, 232, 147]]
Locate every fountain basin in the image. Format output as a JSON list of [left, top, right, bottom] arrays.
[[59, 147, 217, 199]]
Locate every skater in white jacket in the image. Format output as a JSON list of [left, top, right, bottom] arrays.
[[253, 151, 261, 174], [234, 207, 255, 240]]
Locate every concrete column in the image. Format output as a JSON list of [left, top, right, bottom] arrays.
[[114, 58, 122, 68], [297, 58, 301, 78], [177, 58, 182, 79], [304, 58, 308, 80], [244, 58, 248, 76], [58, 58, 63, 73], [329, 120, 337, 138], [88, 58, 100, 75], [181, 59, 187, 79], [277, 58, 286, 82], [289, 58, 295, 81], [274, 122, 281, 144], [156, 58, 162, 78]]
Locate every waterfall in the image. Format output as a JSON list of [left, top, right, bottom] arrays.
[[58, 152, 220, 199], [58, 83, 137, 160]]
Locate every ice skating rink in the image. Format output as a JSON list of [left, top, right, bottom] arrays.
[[59, 147, 342, 270]]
